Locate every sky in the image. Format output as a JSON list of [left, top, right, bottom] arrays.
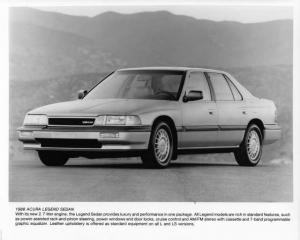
[[35, 5, 293, 23]]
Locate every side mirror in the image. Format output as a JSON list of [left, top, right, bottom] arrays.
[[183, 90, 203, 102], [78, 90, 88, 99]]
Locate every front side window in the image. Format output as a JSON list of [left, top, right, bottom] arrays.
[[208, 73, 234, 101], [85, 70, 185, 101], [185, 72, 211, 100]]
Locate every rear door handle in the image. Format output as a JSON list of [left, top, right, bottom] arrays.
[[242, 111, 246, 115], [209, 111, 214, 115]]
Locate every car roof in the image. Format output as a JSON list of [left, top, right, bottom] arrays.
[[117, 66, 227, 74]]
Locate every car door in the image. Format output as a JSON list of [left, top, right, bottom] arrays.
[[179, 71, 218, 148], [206, 72, 247, 147]]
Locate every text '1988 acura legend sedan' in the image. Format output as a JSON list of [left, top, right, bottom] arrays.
[[18, 67, 281, 168]]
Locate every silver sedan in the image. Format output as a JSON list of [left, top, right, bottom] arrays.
[[18, 67, 281, 168]]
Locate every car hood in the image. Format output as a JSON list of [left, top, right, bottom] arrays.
[[29, 99, 178, 116]]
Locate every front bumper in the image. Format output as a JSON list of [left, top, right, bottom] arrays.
[[263, 124, 282, 145], [17, 126, 151, 151]]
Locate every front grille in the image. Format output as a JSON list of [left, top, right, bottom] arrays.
[[37, 139, 102, 148], [48, 118, 95, 126]]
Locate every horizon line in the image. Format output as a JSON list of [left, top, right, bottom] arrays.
[[14, 6, 293, 24]]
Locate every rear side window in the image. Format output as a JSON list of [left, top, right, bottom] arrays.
[[208, 73, 234, 101], [225, 75, 243, 101], [185, 72, 211, 100]]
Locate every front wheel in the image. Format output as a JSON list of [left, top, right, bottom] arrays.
[[141, 122, 174, 168], [234, 124, 263, 166], [38, 151, 69, 166]]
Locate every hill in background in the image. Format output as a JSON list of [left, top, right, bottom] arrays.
[[10, 7, 292, 80]]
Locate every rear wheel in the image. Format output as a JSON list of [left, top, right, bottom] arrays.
[[234, 124, 262, 166], [141, 122, 174, 168], [38, 151, 69, 166]]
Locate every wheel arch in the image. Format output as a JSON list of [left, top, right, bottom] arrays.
[[247, 118, 265, 140], [151, 115, 178, 160]]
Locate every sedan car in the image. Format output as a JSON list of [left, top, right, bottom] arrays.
[[18, 67, 281, 168]]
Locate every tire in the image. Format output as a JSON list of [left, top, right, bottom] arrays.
[[38, 151, 69, 166], [234, 124, 263, 166], [141, 122, 174, 168]]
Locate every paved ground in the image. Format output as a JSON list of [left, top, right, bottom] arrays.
[[9, 143, 293, 202]]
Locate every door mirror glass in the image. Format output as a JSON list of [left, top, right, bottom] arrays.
[[78, 90, 88, 99], [183, 90, 203, 102]]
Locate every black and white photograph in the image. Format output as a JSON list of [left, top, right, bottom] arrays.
[[9, 4, 293, 202]]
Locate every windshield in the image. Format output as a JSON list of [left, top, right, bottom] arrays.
[[85, 70, 185, 101]]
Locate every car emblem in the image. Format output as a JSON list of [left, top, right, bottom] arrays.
[[82, 120, 94, 125]]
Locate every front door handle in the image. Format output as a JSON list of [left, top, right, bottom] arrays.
[[242, 111, 247, 115], [208, 109, 216, 115]]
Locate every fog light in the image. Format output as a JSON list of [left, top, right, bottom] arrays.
[[100, 132, 119, 138]]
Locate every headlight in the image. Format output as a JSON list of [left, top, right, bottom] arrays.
[[23, 114, 48, 126], [94, 116, 106, 126], [125, 116, 142, 125], [106, 115, 126, 125], [94, 115, 141, 126]]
